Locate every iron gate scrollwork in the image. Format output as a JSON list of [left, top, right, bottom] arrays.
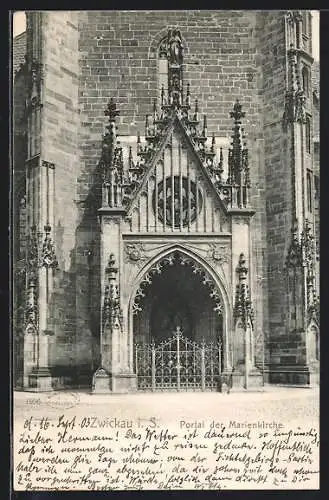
[[135, 327, 222, 391]]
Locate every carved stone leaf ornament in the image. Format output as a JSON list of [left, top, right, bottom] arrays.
[[207, 244, 229, 265], [124, 243, 148, 265]]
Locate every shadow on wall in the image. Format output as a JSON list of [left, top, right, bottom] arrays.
[[13, 65, 28, 388], [46, 162, 103, 389]]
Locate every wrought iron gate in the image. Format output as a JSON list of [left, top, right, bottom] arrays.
[[135, 327, 222, 391]]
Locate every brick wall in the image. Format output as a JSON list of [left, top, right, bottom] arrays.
[[13, 32, 27, 154], [13, 34, 28, 386], [78, 10, 259, 131], [13, 32, 26, 76], [76, 9, 263, 220], [256, 12, 291, 347], [77, 10, 268, 367], [37, 10, 295, 379], [13, 69, 27, 265], [39, 12, 92, 378]]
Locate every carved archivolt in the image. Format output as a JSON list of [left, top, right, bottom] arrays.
[[123, 242, 230, 294], [131, 250, 223, 316]]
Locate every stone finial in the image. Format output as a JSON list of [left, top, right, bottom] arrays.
[[228, 100, 249, 190]]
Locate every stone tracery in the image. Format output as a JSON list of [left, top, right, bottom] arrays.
[[131, 250, 224, 316]]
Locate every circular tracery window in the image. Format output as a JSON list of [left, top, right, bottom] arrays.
[[153, 176, 203, 228]]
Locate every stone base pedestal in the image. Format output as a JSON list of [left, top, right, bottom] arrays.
[[309, 369, 319, 386], [308, 362, 319, 386], [246, 368, 264, 388], [28, 367, 53, 392], [92, 367, 137, 394], [218, 367, 263, 392], [229, 367, 264, 391]]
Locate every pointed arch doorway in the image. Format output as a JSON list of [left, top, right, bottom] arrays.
[[131, 250, 227, 391]]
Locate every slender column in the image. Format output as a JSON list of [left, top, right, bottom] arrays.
[[49, 165, 55, 298], [201, 342, 205, 391], [176, 327, 180, 391], [138, 197, 141, 232], [171, 146, 174, 231], [112, 322, 118, 374], [203, 187, 207, 231], [179, 143, 183, 231], [26, 166, 31, 235], [195, 176, 199, 232], [187, 160, 191, 231], [296, 13, 303, 50], [33, 167, 37, 227], [244, 326, 249, 390], [32, 158, 52, 384], [224, 316, 231, 372], [146, 180, 150, 232], [218, 339, 222, 375], [34, 161, 57, 383], [162, 158, 166, 230], [151, 343, 156, 391], [135, 347, 139, 383], [155, 164, 158, 232]]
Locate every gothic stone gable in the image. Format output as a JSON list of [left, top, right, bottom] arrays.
[[125, 116, 229, 234]]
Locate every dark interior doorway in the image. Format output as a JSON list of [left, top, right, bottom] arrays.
[[133, 257, 223, 345]]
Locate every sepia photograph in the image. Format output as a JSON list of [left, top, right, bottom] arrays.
[[11, 9, 320, 490]]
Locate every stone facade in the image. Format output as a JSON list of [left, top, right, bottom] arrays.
[[13, 10, 319, 391]]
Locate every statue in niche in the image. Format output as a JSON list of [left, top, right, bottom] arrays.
[[168, 29, 183, 65]]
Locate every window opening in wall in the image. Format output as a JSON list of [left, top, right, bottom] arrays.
[[158, 38, 168, 101], [302, 11, 311, 38], [301, 11, 311, 52], [153, 176, 203, 228], [314, 175, 319, 200], [316, 329, 320, 361], [302, 66, 310, 97], [302, 12, 308, 35], [305, 116, 311, 154], [296, 22, 300, 48], [306, 171, 312, 213]]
